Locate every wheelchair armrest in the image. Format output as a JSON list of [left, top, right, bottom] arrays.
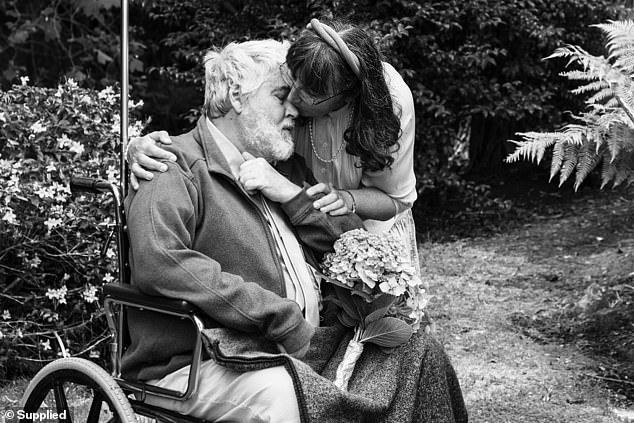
[[104, 283, 204, 317]]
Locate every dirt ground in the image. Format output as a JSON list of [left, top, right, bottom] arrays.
[[421, 176, 634, 422]]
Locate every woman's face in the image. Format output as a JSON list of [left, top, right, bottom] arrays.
[[287, 80, 351, 118]]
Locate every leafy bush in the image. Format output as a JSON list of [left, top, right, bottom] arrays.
[[506, 20, 634, 190], [0, 80, 143, 379]]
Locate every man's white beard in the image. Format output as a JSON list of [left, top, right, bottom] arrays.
[[238, 107, 294, 162]]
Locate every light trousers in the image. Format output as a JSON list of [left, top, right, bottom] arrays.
[[144, 360, 301, 423]]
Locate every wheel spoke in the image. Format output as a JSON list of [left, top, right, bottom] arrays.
[[52, 382, 72, 423], [87, 390, 104, 423]]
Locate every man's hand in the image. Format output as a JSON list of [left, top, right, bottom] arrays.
[[127, 131, 177, 190], [306, 183, 354, 215], [238, 152, 302, 202]]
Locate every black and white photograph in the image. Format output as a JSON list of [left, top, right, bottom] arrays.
[[1, 1, 633, 422]]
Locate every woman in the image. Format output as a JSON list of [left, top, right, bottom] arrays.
[[128, 19, 420, 272]]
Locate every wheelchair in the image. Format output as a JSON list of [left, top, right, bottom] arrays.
[[18, 176, 209, 423]]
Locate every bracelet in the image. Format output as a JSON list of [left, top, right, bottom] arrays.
[[342, 190, 357, 214]]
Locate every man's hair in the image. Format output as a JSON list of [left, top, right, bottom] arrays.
[[203, 40, 289, 118]]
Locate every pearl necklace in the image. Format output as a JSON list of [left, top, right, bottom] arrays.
[[309, 105, 354, 163]]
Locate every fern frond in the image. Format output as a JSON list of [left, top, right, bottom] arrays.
[[571, 80, 609, 96], [560, 70, 601, 82], [613, 158, 633, 187], [559, 142, 581, 186], [504, 133, 561, 164], [545, 45, 592, 63], [601, 149, 619, 188], [586, 87, 615, 105], [574, 138, 602, 191], [561, 124, 589, 144], [613, 54, 634, 74], [550, 140, 565, 182], [604, 121, 634, 160], [612, 86, 634, 127], [594, 20, 634, 63]]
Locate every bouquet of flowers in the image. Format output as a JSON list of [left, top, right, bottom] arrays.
[[320, 228, 428, 391]]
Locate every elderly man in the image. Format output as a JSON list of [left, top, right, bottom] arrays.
[[123, 39, 362, 422], [123, 39, 467, 423]]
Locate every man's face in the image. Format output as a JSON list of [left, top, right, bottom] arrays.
[[237, 73, 298, 162]]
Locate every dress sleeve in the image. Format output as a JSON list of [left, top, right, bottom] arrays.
[[361, 63, 417, 209]]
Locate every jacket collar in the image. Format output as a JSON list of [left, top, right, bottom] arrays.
[[193, 115, 235, 179]]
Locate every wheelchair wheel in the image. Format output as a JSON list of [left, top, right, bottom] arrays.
[[20, 357, 136, 423]]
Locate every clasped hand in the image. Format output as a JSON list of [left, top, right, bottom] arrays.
[[306, 183, 354, 216], [238, 152, 301, 203], [127, 132, 355, 215]]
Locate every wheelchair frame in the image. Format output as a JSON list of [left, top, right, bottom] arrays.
[[18, 1, 210, 421]]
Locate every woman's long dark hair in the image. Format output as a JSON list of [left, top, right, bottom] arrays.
[[286, 20, 401, 172]]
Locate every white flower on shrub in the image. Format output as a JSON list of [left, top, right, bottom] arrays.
[[20, 76, 29, 86], [110, 114, 121, 134], [106, 248, 116, 259], [0, 112, 5, 122], [62, 273, 70, 282], [129, 98, 144, 109], [82, 285, 99, 304], [40, 340, 52, 351], [2, 310, 10, 320], [30, 121, 47, 134], [129, 121, 144, 138], [103, 273, 115, 283], [68, 141, 85, 156], [46, 285, 68, 304], [106, 165, 118, 183], [98, 86, 116, 104], [51, 205, 64, 216], [35, 185, 55, 199], [66, 78, 78, 88], [0, 159, 12, 171], [51, 182, 70, 203], [46, 163, 57, 173], [56, 134, 71, 148], [7, 175, 20, 194], [2, 208, 18, 225], [28, 255, 41, 269], [44, 217, 63, 231]]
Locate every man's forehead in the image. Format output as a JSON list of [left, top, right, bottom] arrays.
[[263, 73, 291, 91]]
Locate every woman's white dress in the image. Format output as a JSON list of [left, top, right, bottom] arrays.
[[293, 62, 421, 274]]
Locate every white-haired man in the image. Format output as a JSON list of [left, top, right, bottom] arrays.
[[122, 39, 364, 422]]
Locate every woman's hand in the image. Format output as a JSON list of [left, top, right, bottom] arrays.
[[127, 131, 177, 190], [306, 183, 354, 216]]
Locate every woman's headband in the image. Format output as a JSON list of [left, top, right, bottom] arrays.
[[307, 19, 362, 80]]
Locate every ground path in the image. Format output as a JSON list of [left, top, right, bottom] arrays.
[[423, 186, 634, 422]]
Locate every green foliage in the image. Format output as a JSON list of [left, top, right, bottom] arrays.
[[506, 20, 634, 190], [2, 0, 627, 172], [0, 0, 127, 88], [0, 80, 143, 379]]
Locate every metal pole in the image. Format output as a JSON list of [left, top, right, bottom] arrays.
[[120, 0, 129, 198]]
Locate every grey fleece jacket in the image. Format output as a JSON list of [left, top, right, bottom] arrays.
[[121, 116, 363, 381]]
